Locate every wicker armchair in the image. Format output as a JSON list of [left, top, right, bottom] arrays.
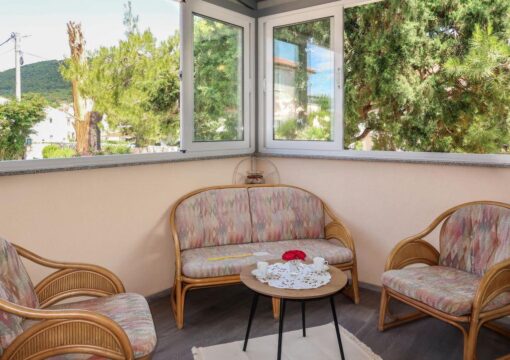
[[379, 201, 510, 360], [0, 238, 156, 360]]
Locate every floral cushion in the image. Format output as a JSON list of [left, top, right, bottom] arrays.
[[249, 187, 325, 243], [382, 266, 510, 316], [180, 239, 352, 278], [440, 204, 510, 276], [0, 285, 23, 357], [175, 188, 252, 250], [22, 293, 156, 359], [0, 238, 39, 355]]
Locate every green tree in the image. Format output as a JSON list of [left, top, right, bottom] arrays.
[[193, 15, 244, 141], [344, 0, 510, 154], [61, 5, 180, 148], [0, 95, 46, 160]]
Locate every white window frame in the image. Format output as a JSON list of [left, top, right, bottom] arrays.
[[180, 0, 255, 153], [258, 3, 344, 152], [257, 0, 510, 166]]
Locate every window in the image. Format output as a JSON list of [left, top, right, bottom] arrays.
[[0, 0, 255, 171], [259, 3, 343, 152], [181, 0, 255, 153], [273, 18, 334, 142], [259, 1, 510, 164], [343, 1, 510, 157], [0, 0, 182, 163], [1, 0, 509, 172], [193, 15, 244, 142]]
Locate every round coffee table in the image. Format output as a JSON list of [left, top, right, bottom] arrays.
[[240, 262, 348, 360]]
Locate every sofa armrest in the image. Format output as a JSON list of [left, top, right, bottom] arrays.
[[14, 244, 125, 307], [323, 204, 355, 252], [0, 299, 134, 360], [385, 238, 440, 271], [473, 259, 510, 316], [325, 221, 355, 253]]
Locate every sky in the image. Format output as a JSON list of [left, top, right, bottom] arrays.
[[0, 0, 180, 71], [275, 39, 334, 97]]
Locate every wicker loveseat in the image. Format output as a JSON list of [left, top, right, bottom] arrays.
[[170, 184, 360, 329], [0, 238, 156, 360], [379, 201, 510, 360]]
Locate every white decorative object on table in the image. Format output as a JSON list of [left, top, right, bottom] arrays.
[[252, 261, 331, 290], [313, 256, 329, 272]]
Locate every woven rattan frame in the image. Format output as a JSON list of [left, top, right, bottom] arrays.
[[0, 245, 153, 360], [169, 184, 360, 329], [378, 201, 510, 360]]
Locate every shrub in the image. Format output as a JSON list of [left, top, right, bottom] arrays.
[[102, 143, 132, 155], [42, 144, 76, 159]]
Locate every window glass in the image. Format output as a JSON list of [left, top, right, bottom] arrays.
[[344, 1, 510, 154], [193, 14, 244, 142], [273, 18, 334, 142], [0, 0, 180, 161]]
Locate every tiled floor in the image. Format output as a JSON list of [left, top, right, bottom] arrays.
[[149, 285, 510, 360]]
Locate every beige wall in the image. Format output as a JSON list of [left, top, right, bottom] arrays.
[[0, 158, 241, 296], [271, 157, 510, 285], [0, 157, 509, 296]]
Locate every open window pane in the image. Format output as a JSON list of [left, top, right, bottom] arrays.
[[344, 1, 510, 155], [0, 1, 180, 161], [193, 15, 244, 142], [273, 18, 334, 142]]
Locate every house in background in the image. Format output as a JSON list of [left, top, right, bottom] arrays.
[[26, 105, 76, 160]]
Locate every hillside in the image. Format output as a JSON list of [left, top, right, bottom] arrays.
[[0, 60, 72, 104]]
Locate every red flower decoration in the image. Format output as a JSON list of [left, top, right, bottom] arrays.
[[282, 250, 307, 261]]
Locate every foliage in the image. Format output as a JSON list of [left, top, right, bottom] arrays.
[[60, 6, 180, 148], [42, 144, 76, 159], [0, 61, 72, 105], [101, 143, 132, 155], [193, 15, 243, 141], [272, 18, 334, 141], [0, 94, 46, 160], [344, 0, 510, 154], [275, 96, 332, 141]]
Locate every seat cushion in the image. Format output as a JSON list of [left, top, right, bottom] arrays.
[[382, 266, 510, 316], [181, 239, 353, 278], [440, 204, 510, 276], [22, 293, 156, 359], [0, 238, 39, 354], [175, 188, 252, 250], [248, 187, 325, 243]]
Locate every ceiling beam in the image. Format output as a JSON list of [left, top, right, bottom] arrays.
[[237, 0, 258, 10]]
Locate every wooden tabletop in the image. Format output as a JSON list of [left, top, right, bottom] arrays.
[[240, 261, 348, 300]]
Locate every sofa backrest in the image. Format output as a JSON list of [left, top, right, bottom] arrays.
[[248, 186, 325, 243], [439, 204, 510, 276], [174, 188, 252, 250], [0, 238, 39, 354]]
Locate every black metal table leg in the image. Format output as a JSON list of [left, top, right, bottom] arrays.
[[277, 298, 286, 360], [243, 292, 259, 351], [330, 296, 346, 360], [301, 300, 306, 337]]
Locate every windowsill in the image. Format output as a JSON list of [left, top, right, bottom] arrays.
[[257, 149, 510, 168], [0, 149, 254, 176], [2, 147, 510, 177]]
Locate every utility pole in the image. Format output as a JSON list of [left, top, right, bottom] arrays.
[[14, 32, 21, 101]]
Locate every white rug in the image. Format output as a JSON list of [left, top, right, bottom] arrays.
[[192, 323, 382, 360]]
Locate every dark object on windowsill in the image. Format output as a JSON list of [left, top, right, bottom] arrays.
[[245, 171, 265, 184]]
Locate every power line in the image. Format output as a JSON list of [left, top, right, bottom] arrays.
[[0, 33, 14, 48]]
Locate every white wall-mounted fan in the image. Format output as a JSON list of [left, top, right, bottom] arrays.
[[232, 157, 280, 185]]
